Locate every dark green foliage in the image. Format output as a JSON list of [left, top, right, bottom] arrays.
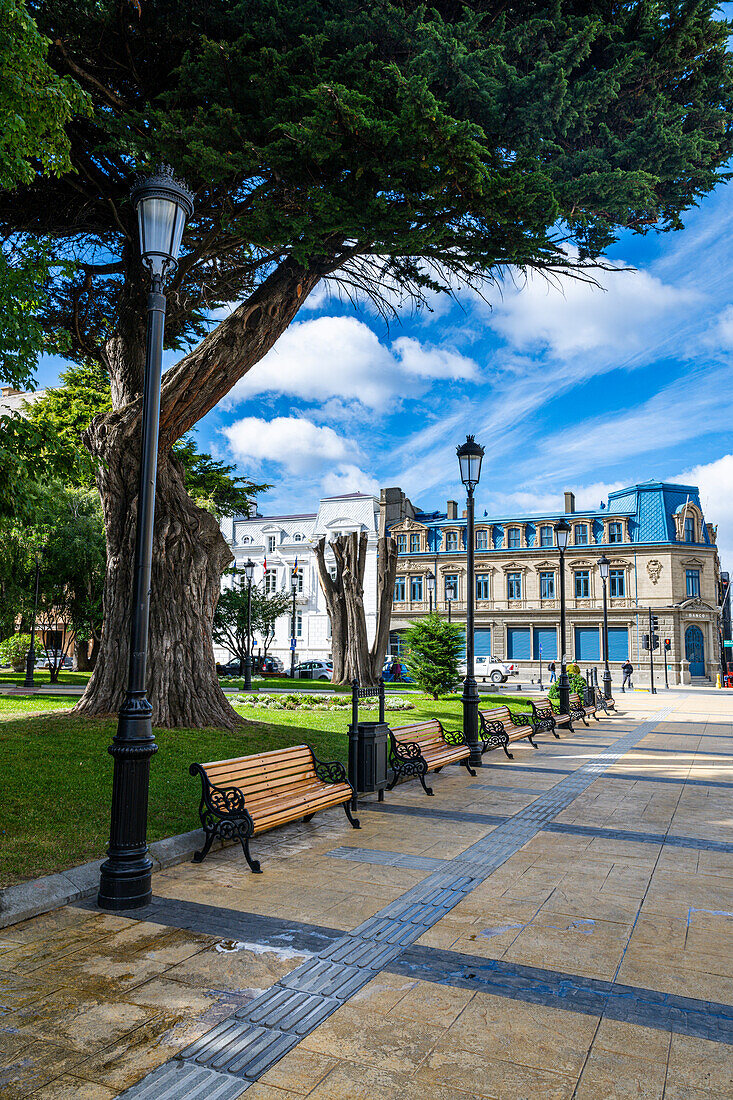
[[2, 1, 732, 365], [403, 613, 464, 699], [174, 439, 268, 520], [549, 672, 587, 702]]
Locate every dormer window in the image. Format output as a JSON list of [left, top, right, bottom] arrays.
[[507, 527, 521, 549], [574, 524, 588, 546], [410, 532, 421, 553], [266, 535, 277, 552], [445, 531, 458, 551], [608, 522, 622, 544], [397, 534, 407, 554], [685, 516, 695, 543], [475, 529, 488, 550], [539, 525, 553, 547], [293, 532, 304, 542]]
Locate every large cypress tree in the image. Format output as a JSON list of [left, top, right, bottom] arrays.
[[3, 0, 732, 725]]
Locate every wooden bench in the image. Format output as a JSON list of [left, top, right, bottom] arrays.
[[570, 691, 600, 725], [478, 705, 536, 758], [531, 695, 574, 738], [388, 720, 475, 796], [593, 686, 616, 715], [189, 744, 359, 873]]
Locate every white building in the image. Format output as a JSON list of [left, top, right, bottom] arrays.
[[218, 492, 381, 667]]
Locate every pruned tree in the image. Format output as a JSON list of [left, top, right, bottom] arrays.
[[2, 1, 733, 724], [314, 532, 397, 686]]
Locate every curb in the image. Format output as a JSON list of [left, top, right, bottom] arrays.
[[0, 828, 219, 930]]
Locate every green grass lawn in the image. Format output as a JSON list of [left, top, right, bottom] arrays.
[[0, 669, 92, 686], [0, 690, 530, 888]]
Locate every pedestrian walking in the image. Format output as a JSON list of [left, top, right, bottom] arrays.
[[548, 661, 556, 684], [621, 660, 633, 692]]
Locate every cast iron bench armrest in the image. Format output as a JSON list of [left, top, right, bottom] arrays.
[[311, 755, 348, 785], [390, 737, 424, 761], [510, 712, 533, 728], [441, 727, 467, 746], [189, 763, 251, 819]]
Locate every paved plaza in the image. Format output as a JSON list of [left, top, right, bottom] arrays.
[[1, 691, 732, 1098]]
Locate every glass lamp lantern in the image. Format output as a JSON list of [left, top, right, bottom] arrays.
[[426, 569, 436, 594], [131, 165, 194, 278], [555, 518, 571, 552], [456, 435, 484, 491], [598, 553, 610, 581], [243, 558, 256, 583]]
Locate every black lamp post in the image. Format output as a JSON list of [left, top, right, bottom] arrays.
[[23, 552, 42, 688], [598, 553, 612, 700], [457, 435, 484, 768], [243, 558, 255, 691], [290, 580, 297, 679], [555, 518, 571, 718], [426, 569, 435, 614], [446, 580, 456, 623], [98, 166, 193, 912]]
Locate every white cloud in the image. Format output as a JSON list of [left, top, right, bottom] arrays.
[[392, 337, 479, 381], [320, 464, 381, 498], [224, 315, 479, 413], [222, 416, 354, 474], [707, 304, 733, 350], [485, 259, 697, 361], [674, 454, 733, 571]]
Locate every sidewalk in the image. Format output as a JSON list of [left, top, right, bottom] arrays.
[[1, 692, 732, 1098]]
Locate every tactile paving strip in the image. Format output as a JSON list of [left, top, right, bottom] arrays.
[[119, 708, 670, 1097]]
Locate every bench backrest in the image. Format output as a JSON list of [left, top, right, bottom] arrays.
[[199, 745, 319, 810], [390, 720, 444, 748], [533, 696, 554, 712], [570, 692, 593, 707], [479, 705, 513, 730]]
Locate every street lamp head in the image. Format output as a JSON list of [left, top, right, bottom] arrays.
[[598, 553, 610, 581], [456, 434, 484, 492], [426, 569, 436, 592], [555, 518, 571, 552], [131, 165, 194, 279], [243, 558, 256, 582]]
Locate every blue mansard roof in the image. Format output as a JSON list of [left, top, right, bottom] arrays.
[[392, 481, 712, 550]]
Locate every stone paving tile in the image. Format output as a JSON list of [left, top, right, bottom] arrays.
[[4, 695, 733, 1097]]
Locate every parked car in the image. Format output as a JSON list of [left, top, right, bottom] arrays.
[[382, 658, 414, 683], [458, 656, 514, 684], [216, 657, 244, 677], [256, 655, 285, 676], [287, 660, 333, 681]]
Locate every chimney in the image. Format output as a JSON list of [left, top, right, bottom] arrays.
[[462, 509, 468, 518], [447, 500, 458, 520], [564, 491, 576, 514]]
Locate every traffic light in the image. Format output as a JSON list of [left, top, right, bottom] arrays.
[[664, 639, 671, 651], [650, 614, 660, 650], [642, 633, 650, 651]]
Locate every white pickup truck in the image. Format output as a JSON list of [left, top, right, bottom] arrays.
[[458, 656, 516, 684]]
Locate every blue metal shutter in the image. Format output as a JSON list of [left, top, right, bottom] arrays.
[[507, 627, 530, 660], [574, 627, 600, 661], [533, 628, 557, 660], [607, 627, 629, 661], [474, 628, 492, 657]]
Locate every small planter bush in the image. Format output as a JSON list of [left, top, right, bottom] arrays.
[[0, 634, 31, 673], [549, 672, 587, 702], [235, 692, 414, 712]]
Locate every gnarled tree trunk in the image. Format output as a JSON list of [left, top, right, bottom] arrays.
[[73, 257, 323, 727], [314, 532, 398, 687]]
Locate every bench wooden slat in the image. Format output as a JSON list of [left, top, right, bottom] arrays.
[[477, 704, 536, 758], [388, 719, 473, 794], [190, 744, 358, 873]]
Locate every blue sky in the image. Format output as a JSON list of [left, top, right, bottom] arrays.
[[191, 177, 733, 571]]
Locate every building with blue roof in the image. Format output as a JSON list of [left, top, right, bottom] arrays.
[[380, 481, 724, 685]]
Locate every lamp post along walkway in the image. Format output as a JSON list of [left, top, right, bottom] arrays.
[[98, 166, 193, 912], [598, 553, 612, 700], [457, 435, 484, 769], [555, 518, 571, 720]]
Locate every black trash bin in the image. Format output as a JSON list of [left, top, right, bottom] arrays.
[[348, 679, 389, 807]]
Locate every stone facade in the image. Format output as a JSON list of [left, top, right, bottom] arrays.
[[219, 492, 380, 666], [384, 482, 723, 685]]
